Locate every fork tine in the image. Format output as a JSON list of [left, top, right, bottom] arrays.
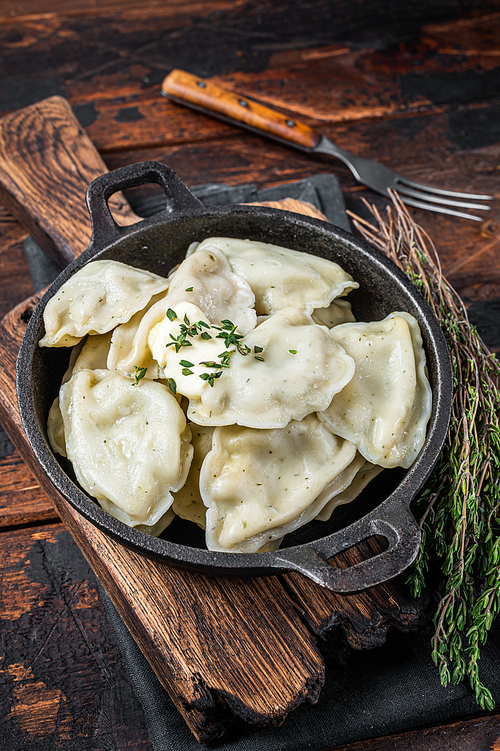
[[398, 195, 485, 222], [397, 177, 493, 201], [396, 184, 491, 211]]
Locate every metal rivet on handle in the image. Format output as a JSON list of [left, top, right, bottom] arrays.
[[239, 99, 249, 108], [196, 81, 207, 88], [286, 120, 296, 127]]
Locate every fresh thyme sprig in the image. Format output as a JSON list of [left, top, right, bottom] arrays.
[[349, 194, 500, 710], [213, 319, 252, 356]]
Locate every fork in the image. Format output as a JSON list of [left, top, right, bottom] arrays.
[[162, 70, 493, 221]]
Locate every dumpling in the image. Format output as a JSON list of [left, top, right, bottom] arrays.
[[193, 237, 358, 315], [98, 499, 175, 538], [187, 307, 355, 428], [107, 291, 170, 380], [185, 307, 356, 429], [164, 247, 256, 335], [318, 312, 432, 468], [172, 425, 214, 529], [59, 369, 193, 527], [47, 339, 94, 457], [47, 397, 66, 457], [73, 333, 111, 373], [170, 421, 286, 552], [312, 298, 355, 327], [200, 415, 357, 553], [170, 424, 285, 552], [315, 459, 384, 521], [40, 260, 170, 347]]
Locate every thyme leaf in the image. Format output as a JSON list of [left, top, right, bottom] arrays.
[[133, 365, 148, 385], [199, 370, 223, 387]]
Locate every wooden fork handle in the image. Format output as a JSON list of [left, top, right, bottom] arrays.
[[161, 69, 320, 150]]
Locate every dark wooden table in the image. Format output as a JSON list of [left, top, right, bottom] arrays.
[[1, 1, 500, 749]]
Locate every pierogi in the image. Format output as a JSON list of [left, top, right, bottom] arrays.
[[59, 369, 192, 528], [193, 237, 358, 315], [187, 307, 356, 428], [40, 260, 170, 347], [200, 416, 357, 552], [42, 236, 433, 550], [172, 425, 214, 529], [318, 312, 432, 468], [163, 247, 256, 335]]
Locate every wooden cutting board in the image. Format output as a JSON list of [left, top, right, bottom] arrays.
[[0, 96, 426, 742]]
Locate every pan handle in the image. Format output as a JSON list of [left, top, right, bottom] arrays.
[[86, 161, 204, 249], [273, 499, 421, 593]]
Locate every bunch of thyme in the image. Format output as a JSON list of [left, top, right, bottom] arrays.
[[349, 195, 500, 710]]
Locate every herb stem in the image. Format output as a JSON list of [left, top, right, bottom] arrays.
[[349, 193, 500, 710]]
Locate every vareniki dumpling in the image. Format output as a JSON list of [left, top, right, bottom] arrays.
[[315, 459, 384, 521], [172, 425, 214, 529], [59, 369, 193, 527], [200, 415, 358, 553], [312, 298, 355, 328], [107, 291, 171, 380], [194, 237, 358, 315], [40, 260, 170, 347], [188, 307, 356, 428], [72, 333, 111, 373], [319, 312, 432, 468], [164, 247, 256, 335]]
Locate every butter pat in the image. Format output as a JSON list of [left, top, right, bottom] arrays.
[[148, 301, 232, 399]]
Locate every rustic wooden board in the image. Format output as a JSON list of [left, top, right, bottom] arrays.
[[0, 208, 33, 320], [283, 537, 430, 645], [0, 96, 427, 740], [0, 450, 56, 528], [0, 97, 138, 267]]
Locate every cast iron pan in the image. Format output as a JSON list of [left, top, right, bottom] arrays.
[[16, 161, 453, 593]]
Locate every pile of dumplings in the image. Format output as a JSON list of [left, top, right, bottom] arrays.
[[42, 237, 432, 553]]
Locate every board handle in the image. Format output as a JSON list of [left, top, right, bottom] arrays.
[[162, 69, 320, 151], [0, 96, 138, 268], [274, 499, 421, 593], [87, 161, 204, 249]]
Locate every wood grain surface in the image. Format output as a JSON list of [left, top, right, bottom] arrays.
[[1, 0, 500, 748], [0, 450, 55, 528], [0, 97, 138, 267], [0, 523, 151, 749]]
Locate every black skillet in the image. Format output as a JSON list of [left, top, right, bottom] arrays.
[[16, 161, 453, 593]]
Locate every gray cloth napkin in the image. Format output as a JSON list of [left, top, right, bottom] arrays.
[[18, 173, 500, 750]]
